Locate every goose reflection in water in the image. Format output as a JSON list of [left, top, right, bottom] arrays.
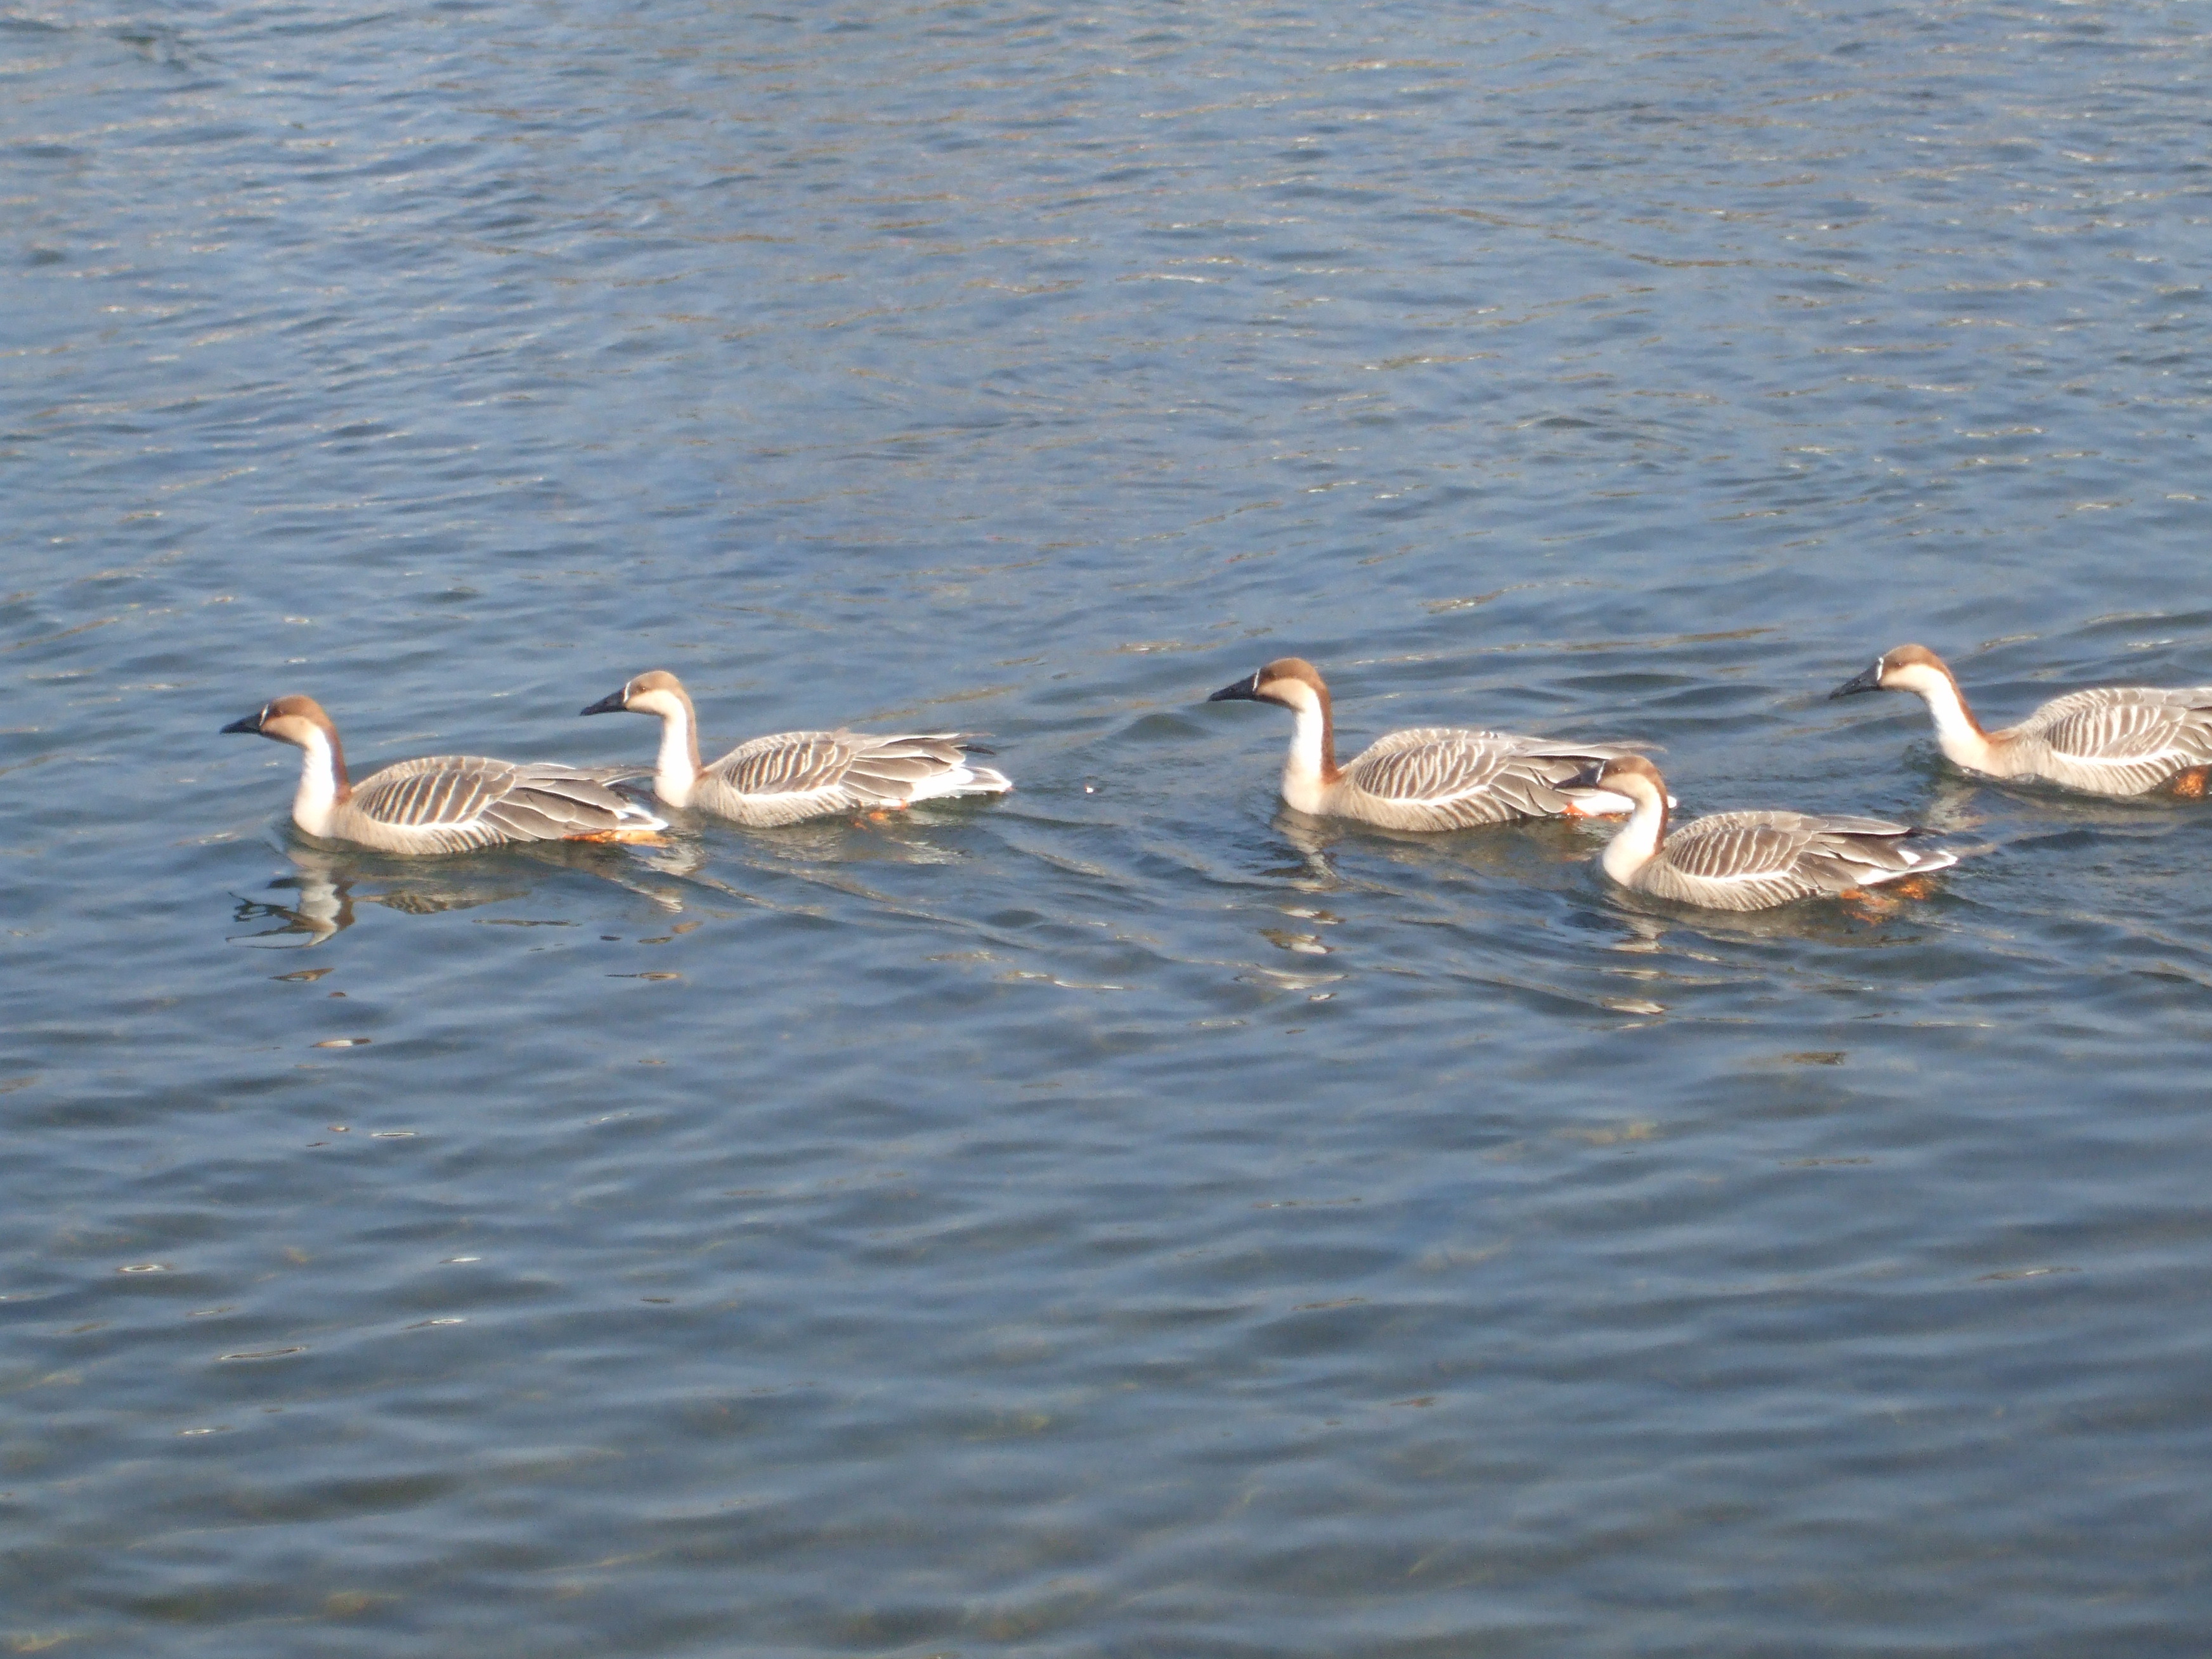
[[719, 811, 970, 868], [1262, 812, 1344, 892], [228, 857, 512, 947], [227, 839, 705, 947], [1588, 880, 1954, 948], [1918, 767, 2200, 841], [1268, 802, 1611, 895]]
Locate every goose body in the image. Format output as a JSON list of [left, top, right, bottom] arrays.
[[1564, 755, 1958, 911], [1833, 644, 2212, 798], [223, 696, 665, 854], [1207, 656, 1650, 828], [582, 670, 1012, 827]]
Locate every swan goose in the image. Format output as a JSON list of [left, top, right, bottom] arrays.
[[1561, 753, 1958, 911], [223, 696, 664, 854], [1831, 643, 2212, 798], [580, 669, 1011, 826], [1206, 656, 1653, 828]]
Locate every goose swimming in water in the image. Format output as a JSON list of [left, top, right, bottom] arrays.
[[580, 669, 1012, 826], [223, 696, 665, 854], [1206, 656, 1655, 828], [1559, 754, 1958, 911], [1831, 644, 2212, 798]]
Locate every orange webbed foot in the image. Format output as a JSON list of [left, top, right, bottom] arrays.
[[1838, 886, 1894, 921]]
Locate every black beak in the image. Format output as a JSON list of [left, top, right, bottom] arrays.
[[221, 708, 265, 735], [1208, 672, 1262, 703], [1558, 762, 1606, 793], [579, 689, 628, 717], [1830, 661, 1885, 701]]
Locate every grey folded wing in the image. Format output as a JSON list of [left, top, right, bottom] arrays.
[[712, 731, 866, 801], [838, 732, 976, 800], [1653, 809, 1948, 908], [2027, 688, 2212, 790], [351, 756, 647, 843], [712, 729, 970, 803], [566, 760, 657, 784], [1660, 810, 1818, 883], [1798, 816, 1951, 885], [1343, 729, 1636, 826]]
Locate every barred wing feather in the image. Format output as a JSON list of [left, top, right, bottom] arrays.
[[1642, 810, 1949, 911], [2032, 688, 2212, 761], [1344, 729, 1516, 799], [1660, 814, 1818, 881], [349, 757, 651, 848], [1341, 729, 1639, 828], [351, 757, 522, 833], [713, 731, 868, 798], [701, 729, 1003, 824]]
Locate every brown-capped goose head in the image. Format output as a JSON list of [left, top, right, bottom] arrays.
[[1207, 656, 1332, 714], [223, 694, 349, 795], [1831, 642, 1956, 701], [1560, 751, 1670, 809], [221, 694, 339, 749], [581, 668, 693, 720]]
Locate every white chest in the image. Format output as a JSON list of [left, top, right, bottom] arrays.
[[1280, 762, 1328, 816]]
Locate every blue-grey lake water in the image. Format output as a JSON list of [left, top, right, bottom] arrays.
[[7, 1, 2212, 1651]]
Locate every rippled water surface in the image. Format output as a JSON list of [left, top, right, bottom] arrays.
[[8, 1, 2212, 1651]]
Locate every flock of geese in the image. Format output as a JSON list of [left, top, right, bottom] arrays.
[[224, 644, 2212, 914]]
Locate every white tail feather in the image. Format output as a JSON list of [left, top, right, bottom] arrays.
[[908, 764, 1013, 802]]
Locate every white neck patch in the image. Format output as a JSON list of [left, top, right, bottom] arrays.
[[292, 727, 339, 836]]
